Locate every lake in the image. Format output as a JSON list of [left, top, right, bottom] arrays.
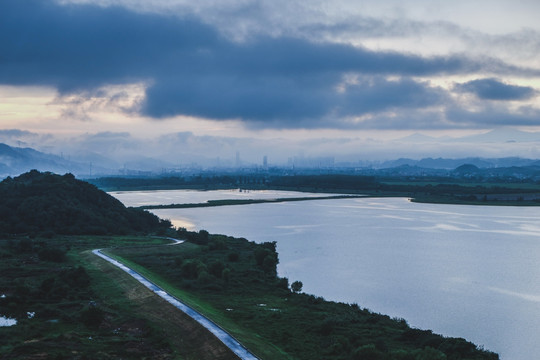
[[110, 188, 335, 207], [112, 190, 540, 360]]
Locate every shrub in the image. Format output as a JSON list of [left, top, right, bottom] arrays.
[[208, 261, 225, 278], [276, 277, 289, 290], [80, 305, 104, 328], [351, 344, 386, 360], [227, 252, 240, 262], [208, 239, 227, 251], [414, 347, 447, 360], [197, 270, 213, 286], [291, 280, 303, 293], [38, 247, 66, 262], [17, 239, 33, 253]]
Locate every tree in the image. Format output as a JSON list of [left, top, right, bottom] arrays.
[[291, 280, 303, 293]]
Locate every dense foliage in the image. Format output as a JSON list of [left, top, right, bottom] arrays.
[[113, 229, 499, 360], [0, 236, 176, 359], [0, 170, 171, 236]]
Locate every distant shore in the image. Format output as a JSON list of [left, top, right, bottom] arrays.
[[138, 194, 364, 209]]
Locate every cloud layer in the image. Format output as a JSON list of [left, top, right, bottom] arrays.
[[1, 0, 539, 130], [457, 78, 536, 101]]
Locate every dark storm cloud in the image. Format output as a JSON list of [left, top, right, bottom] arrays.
[[1, 0, 537, 128], [338, 77, 444, 116], [0, 0, 220, 91], [457, 78, 536, 101]]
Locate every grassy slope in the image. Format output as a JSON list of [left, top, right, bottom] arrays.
[[81, 250, 239, 360], [0, 235, 237, 360], [105, 244, 291, 360]]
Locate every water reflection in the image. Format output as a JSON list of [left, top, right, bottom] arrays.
[[0, 316, 17, 327]]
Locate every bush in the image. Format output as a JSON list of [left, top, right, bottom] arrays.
[[352, 344, 386, 360], [208, 261, 225, 278], [276, 277, 289, 290], [227, 252, 240, 262], [291, 280, 303, 293], [17, 239, 33, 253], [197, 270, 213, 286], [414, 347, 447, 360], [262, 255, 277, 275], [209, 239, 227, 251], [38, 247, 66, 262], [174, 257, 184, 267], [61, 266, 91, 288], [222, 268, 231, 283], [181, 260, 199, 279], [81, 305, 104, 328]]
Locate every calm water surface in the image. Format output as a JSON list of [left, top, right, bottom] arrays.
[[110, 188, 334, 207], [113, 190, 540, 360]]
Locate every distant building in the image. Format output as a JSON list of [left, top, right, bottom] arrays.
[[235, 151, 240, 167], [263, 155, 268, 168]]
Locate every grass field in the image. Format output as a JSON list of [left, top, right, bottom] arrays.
[[0, 235, 236, 359]]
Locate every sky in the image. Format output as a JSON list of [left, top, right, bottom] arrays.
[[1, 0, 540, 169]]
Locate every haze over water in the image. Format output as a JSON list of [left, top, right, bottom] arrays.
[[114, 190, 540, 360]]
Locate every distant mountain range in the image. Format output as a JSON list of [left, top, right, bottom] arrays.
[[2, 141, 540, 180], [0, 143, 175, 177], [378, 157, 540, 170], [398, 128, 540, 144], [0, 143, 89, 176], [365, 162, 540, 181]]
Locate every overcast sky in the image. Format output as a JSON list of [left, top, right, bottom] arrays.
[[1, 0, 540, 167]]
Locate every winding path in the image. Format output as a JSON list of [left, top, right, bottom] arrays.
[[92, 243, 259, 360]]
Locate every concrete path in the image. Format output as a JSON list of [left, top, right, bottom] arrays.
[[92, 247, 259, 360]]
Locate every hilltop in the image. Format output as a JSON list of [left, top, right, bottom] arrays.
[[0, 170, 171, 236]]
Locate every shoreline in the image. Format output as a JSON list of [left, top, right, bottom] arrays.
[[138, 194, 365, 209]]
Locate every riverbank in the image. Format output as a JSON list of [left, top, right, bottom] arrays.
[[109, 230, 499, 360], [92, 173, 540, 207], [138, 194, 364, 209]]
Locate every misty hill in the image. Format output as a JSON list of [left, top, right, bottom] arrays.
[[398, 129, 540, 144], [456, 128, 540, 143], [379, 157, 478, 169], [369, 161, 540, 181], [0, 170, 171, 236], [0, 143, 90, 176], [0, 142, 178, 177], [453, 164, 481, 175], [378, 157, 539, 170]]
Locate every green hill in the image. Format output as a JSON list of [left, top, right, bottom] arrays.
[[0, 170, 171, 236]]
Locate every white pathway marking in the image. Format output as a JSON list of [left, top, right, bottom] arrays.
[[151, 236, 185, 245], [92, 246, 259, 360]]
